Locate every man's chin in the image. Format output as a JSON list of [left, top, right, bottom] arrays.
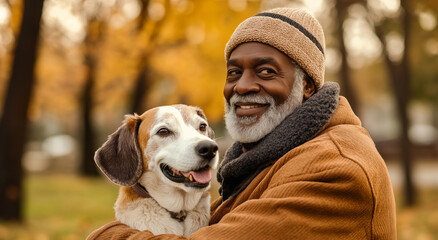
[[234, 115, 258, 126], [225, 113, 271, 143]]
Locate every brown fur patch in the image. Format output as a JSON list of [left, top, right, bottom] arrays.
[[118, 186, 142, 206], [176, 105, 204, 124], [137, 108, 159, 171], [175, 105, 215, 139], [124, 114, 141, 132]]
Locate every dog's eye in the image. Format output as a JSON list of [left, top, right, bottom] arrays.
[[199, 123, 207, 132], [157, 128, 171, 136]]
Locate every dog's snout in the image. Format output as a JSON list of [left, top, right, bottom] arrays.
[[195, 141, 218, 160]]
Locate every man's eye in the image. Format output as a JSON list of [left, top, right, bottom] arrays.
[[227, 69, 240, 76], [157, 128, 171, 136], [199, 123, 207, 131], [259, 68, 275, 74]]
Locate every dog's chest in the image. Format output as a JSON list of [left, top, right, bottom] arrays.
[[115, 198, 209, 237]]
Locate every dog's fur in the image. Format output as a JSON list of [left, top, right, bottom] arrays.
[[95, 105, 219, 237]]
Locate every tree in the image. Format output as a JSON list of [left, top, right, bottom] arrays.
[[80, 6, 108, 176], [131, 0, 170, 114], [334, 0, 360, 113], [367, 0, 415, 205], [0, 0, 45, 221]]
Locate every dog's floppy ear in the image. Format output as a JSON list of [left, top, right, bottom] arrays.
[[196, 108, 215, 139], [95, 114, 143, 186]]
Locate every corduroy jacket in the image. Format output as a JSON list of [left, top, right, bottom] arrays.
[[87, 96, 396, 240]]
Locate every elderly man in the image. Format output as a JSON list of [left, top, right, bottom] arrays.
[[88, 8, 396, 239]]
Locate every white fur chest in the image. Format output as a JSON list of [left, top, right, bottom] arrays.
[[115, 194, 210, 237]]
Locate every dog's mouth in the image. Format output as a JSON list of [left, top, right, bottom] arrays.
[[160, 163, 211, 189]]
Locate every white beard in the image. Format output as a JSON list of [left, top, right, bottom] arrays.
[[225, 77, 304, 143]]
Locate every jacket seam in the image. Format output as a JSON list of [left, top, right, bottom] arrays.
[[327, 130, 376, 240]]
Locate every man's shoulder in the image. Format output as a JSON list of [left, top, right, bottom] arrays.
[[323, 124, 384, 165], [272, 124, 385, 180]]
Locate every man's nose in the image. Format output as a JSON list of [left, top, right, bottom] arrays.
[[234, 71, 260, 95]]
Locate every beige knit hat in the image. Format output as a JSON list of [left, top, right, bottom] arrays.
[[225, 8, 326, 89]]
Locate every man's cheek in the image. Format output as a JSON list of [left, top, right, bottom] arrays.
[[223, 84, 235, 101]]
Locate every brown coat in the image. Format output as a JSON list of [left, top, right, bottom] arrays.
[[87, 97, 396, 240]]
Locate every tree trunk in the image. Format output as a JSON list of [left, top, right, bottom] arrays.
[[372, 0, 415, 206], [131, 0, 169, 114], [399, 0, 415, 206], [80, 19, 105, 176], [131, 56, 150, 114], [0, 0, 44, 221], [335, 0, 359, 113], [80, 56, 99, 176]]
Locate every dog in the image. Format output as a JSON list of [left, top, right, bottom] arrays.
[[94, 104, 219, 237]]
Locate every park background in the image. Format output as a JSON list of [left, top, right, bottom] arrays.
[[0, 0, 437, 239]]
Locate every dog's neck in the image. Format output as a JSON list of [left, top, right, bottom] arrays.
[[131, 183, 152, 198], [131, 183, 187, 222]]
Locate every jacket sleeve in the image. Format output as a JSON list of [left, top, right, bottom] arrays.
[[86, 221, 187, 240]]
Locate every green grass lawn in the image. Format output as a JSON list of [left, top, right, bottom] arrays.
[[0, 174, 437, 239], [0, 174, 119, 240]]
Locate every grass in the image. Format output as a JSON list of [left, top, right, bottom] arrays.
[[0, 174, 437, 239], [0, 174, 119, 240], [395, 188, 438, 240]]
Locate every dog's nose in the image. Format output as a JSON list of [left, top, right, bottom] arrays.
[[195, 140, 218, 161]]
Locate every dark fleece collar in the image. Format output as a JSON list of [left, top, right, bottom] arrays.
[[217, 82, 340, 200]]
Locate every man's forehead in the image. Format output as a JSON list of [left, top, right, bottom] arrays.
[[227, 42, 291, 63]]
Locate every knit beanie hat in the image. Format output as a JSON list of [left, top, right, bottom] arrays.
[[225, 8, 326, 89]]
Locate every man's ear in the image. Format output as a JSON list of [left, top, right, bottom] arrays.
[[303, 77, 316, 100], [94, 115, 143, 186]]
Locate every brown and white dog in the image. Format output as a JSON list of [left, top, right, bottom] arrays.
[[95, 105, 219, 237]]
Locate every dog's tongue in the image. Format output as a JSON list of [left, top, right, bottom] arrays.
[[182, 168, 211, 184]]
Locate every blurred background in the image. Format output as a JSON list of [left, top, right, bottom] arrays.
[[0, 0, 437, 239]]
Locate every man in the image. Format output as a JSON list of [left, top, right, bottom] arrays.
[[87, 8, 396, 239]]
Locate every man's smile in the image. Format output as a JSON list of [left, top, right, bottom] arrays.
[[235, 102, 270, 117]]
